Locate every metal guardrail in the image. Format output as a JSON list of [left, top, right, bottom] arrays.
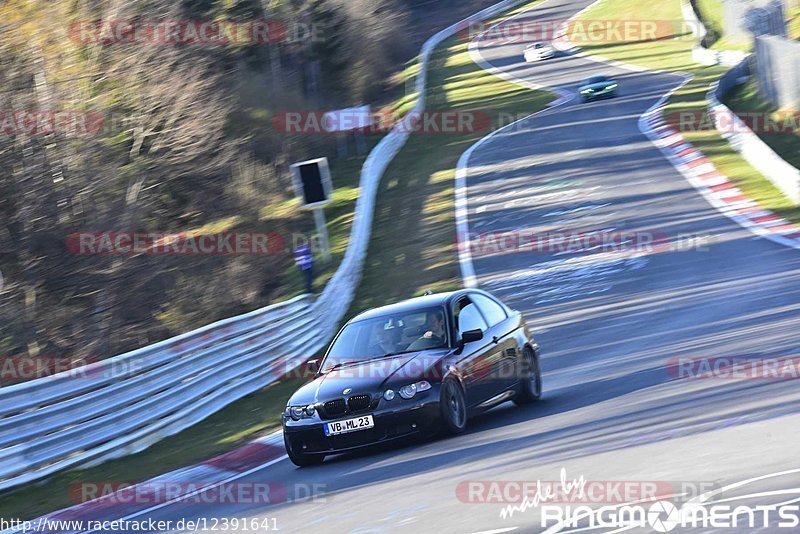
[[0, 294, 322, 490], [679, 0, 798, 204], [0, 0, 526, 493], [708, 58, 800, 205]]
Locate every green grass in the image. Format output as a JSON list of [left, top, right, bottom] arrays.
[[695, 0, 723, 41], [789, 6, 800, 40], [0, 0, 554, 521], [693, 0, 751, 51], [348, 3, 554, 316], [575, 0, 800, 222], [722, 79, 800, 170]]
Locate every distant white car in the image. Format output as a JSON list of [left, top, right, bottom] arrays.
[[524, 42, 555, 62]]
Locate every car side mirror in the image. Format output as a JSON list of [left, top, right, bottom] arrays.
[[306, 359, 320, 374], [460, 329, 483, 345]]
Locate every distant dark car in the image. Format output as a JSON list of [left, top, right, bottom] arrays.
[[282, 289, 542, 466], [579, 74, 618, 102]]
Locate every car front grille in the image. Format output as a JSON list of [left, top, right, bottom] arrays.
[[323, 398, 346, 418], [347, 394, 372, 412]]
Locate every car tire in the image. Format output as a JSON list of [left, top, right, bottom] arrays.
[[284, 433, 325, 467], [439, 378, 467, 435], [514, 346, 542, 405]]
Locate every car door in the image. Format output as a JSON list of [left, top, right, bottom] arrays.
[[452, 296, 495, 407], [471, 293, 518, 394]]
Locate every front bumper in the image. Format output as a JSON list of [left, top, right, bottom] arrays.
[[283, 398, 441, 456]]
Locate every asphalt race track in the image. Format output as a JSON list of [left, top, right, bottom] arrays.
[[83, 0, 800, 532]]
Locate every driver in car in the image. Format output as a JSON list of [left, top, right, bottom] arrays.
[[421, 311, 446, 345]]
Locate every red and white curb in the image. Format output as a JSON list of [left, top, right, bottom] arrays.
[[2, 432, 287, 534], [553, 0, 800, 251], [639, 102, 800, 250], [457, 0, 575, 287]]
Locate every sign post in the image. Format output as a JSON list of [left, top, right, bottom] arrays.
[[312, 208, 331, 264], [289, 157, 334, 264]]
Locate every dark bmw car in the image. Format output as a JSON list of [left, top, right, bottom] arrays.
[[282, 289, 542, 466], [579, 74, 618, 102]]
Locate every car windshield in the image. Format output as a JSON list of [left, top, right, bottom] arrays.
[[584, 75, 608, 85], [323, 306, 448, 370]]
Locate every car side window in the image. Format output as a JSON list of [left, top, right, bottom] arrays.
[[471, 294, 507, 328], [455, 298, 488, 335]]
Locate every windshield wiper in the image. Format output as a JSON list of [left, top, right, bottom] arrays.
[[375, 350, 417, 358], [323, 361, 360, 373], [323, 351, 417, 373]]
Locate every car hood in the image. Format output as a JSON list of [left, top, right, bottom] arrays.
[[289, 350, 450, 405], [580, 81, 616, 91]]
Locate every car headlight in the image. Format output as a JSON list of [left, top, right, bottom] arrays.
[[607, 83, 618, 89], [398, 380, 432, 399], [286, 405, 316, 420], [384, 389, 396, 401], [399, 384, 416, 399], [580, 89, 592, 93]]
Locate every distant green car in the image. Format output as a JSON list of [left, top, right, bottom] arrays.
[[579, 75, 618, 102]]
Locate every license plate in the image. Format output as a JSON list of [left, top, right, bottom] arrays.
[[324, 415, 375, 436]]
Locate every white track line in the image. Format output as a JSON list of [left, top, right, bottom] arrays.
[[457, 0, 573, 287]]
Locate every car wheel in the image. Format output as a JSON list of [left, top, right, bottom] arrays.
[[439, 378, 467, 434], [514, 346, 542, 405], [284, 433, 325, 467]]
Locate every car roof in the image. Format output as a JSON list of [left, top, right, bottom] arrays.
[[348, 289, 506, 323], [349, 292, 459, 323]]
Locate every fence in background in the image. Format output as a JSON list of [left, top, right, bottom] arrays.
[[754, 34, 800, 109], [709, 56, 800, 205], [722, 0, 787, 43]]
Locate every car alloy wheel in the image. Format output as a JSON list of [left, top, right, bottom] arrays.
[[529, 349, 542, 398], [440, 378, 466, 434], [514, 347, 542, 405]]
